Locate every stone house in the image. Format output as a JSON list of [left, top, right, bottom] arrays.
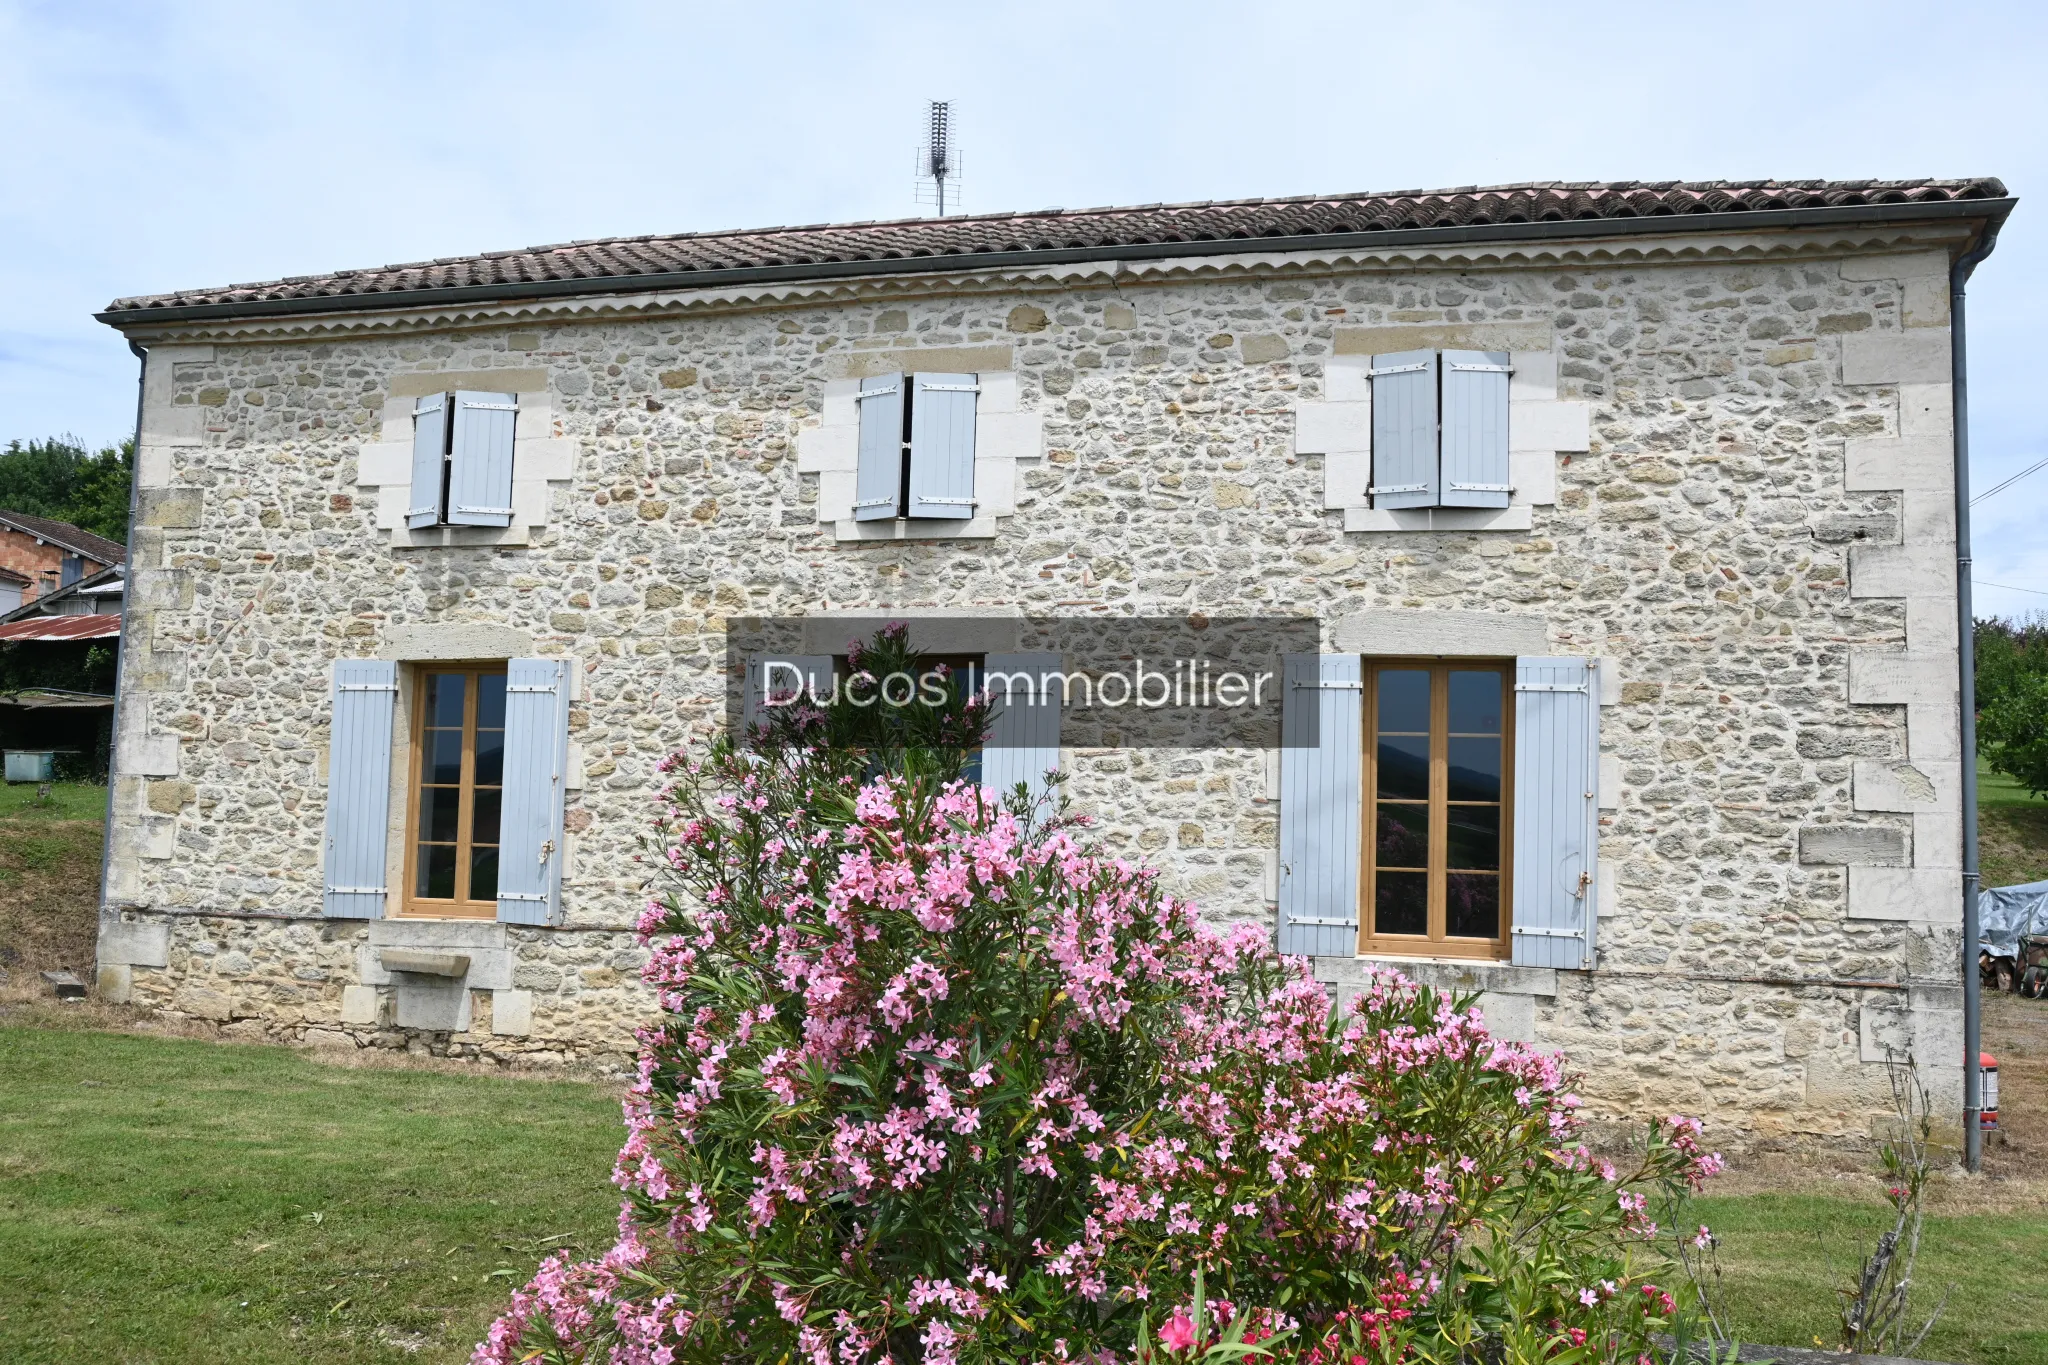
[[91, 178, 2012, 1148], [0, 510, 126, 610]]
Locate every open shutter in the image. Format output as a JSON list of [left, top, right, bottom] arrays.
[[497, 658, 571, 925], [1278, 653, 1363, 957], [1369, 349, 1438, 510], [982, 652, 1061, 805], [853, 373, 905, 522], [1440, 350, 1512, 509], [742, 654, 834, 744], [446, 391, 518, 528], [1510, 656, 1599, 969], [322, 659, 397, 918], [406, 394, 448, 528], [907, 372, 978, 519]]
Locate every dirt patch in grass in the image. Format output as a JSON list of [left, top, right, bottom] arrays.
[[1981, 803, 2048, 889], [0, 788, 103, 978]]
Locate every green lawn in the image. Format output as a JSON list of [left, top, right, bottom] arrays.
[[1980, 756, 2046, 809], [0, 778, 108, 821], [1689, 1193, 2048, 1365], [0, 1022, 623, 1365]]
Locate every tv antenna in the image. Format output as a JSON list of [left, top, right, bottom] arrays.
[[914, 100, 962, 216]]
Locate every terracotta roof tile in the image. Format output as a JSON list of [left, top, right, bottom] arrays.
[[0, 511, 127, 566], [101, 178, 2008, 319]]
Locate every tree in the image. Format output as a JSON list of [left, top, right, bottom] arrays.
[[0, 436, 134, 543]]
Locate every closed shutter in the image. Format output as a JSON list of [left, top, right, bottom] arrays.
[[446, 391, 518, 528], [907, 372, 978, 519], [853, 373, 906, 522], [323, 659, 398, 918], [742, 654, 834, 744], [407, 394, 448, 528], [496, 658, 571, 926], [981, 652, 1061, 804], [1277, 653, 1363, 957], [1369, 349, 1438, 510], [1509, 656, 1599, 969], [1440, 350, 1512, 509]]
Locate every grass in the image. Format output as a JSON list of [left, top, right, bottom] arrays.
[[1979, 756, 2047, 810], [0, 1018, 624, 1365], [0, 780, 105, 977]]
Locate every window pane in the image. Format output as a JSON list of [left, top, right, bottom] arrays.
[[420, 785, 462, 843], [476, 673, 507, 730], [1447, 670, 1502, 734], [1376, 669, 1430, 733], [426, 728, 466, 785], [1376, 734, 1430, 799], [1374, 802, 1430, 867], [470, 846, 499, 904], [471, 787, 501, 846], [1447, 805, 1502, 870], [416, 843, 457, 898], [1374, 871, 1427, 936], [1446, 736, 1501, 803], [473, 728, 504, 787], [425, 673, 467, 728], [1446, 873, 1500, 939]]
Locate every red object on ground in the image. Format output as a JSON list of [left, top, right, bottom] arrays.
[[1982, 1052, 2000, 1129]]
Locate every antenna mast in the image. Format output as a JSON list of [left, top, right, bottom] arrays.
[[915, 100, 962, 216]]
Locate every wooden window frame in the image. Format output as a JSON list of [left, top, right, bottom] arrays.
[[1358, 659, 1514, 961], [400, 663, 506, 921]]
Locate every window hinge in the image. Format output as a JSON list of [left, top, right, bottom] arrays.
[[919, 381, 981, 393], [1511, 926, 1585, 938], [916, 497, 978, 507], [1368, 483, 1429, 496], [1447, 482, 1513, 493], [1288, 916, 1359, 927], [460, 400, 518, 411], [855, 385, 899, 399], [405, 506, 439, 519], [507, 684, 558, 694], [454, 505, 515, 516], [1290, 680, 1364, 690], [1367, 362, 1430, 377], [1445, 362, 1515, 374], [1514, 683, 1588, 693], [499, 892, 548, 903], [337, 683, 398, 693], [326, 885, 387, 895], [851, 497, 896, 509]]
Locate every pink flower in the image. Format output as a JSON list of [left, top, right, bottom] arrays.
[[1159, 1311, 1198, 1353]]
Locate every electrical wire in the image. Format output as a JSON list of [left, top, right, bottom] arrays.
[[1973, 454, 2048, 505], [1975, 579, 2048, 598]]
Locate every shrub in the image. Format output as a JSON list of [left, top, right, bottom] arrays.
[[476, 627, 1718, 1365]]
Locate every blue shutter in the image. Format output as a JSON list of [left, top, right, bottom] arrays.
[[853, 373, 905, 522], [407, 394, 447, 528], [742, 654, 834, 744], [981, 652, 1061, 804], [1369, 349, 1438, 509], [322, 659, 397, 918], [907, 372, 978, 519], [1440, 350, 1512, 509], [496, 658, 571, 925], [446, 391, 518, 528], [1510, 656, 1599, 969], [1278, 653, 1363, 957]]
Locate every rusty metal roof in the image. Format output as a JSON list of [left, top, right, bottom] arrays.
[[0, 615, 123, 642], [99, 178, 2010, 324]]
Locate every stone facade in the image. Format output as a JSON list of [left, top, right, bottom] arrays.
[[98, 216, 1980, 1142]]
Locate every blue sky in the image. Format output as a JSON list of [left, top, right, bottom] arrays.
[[2, 0, 2041, 618]]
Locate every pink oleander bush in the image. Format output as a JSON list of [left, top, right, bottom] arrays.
[[476, 627, 1720, 1365]]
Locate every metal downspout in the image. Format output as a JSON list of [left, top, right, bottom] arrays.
[[94, 340, 149, 987], [1953, 222, 2001, 1173]]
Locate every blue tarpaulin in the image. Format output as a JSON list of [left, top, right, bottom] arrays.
[[1979, 879, 2048, 959]]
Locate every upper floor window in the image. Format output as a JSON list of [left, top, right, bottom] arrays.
[[408, 391, 519, 529], [1368, 350, 1512, 512], [854, 372, 979, 521]]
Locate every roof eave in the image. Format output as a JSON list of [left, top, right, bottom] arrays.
[[96, 196, 2017, 330]]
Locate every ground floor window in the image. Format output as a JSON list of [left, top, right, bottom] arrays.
[[1362, 661, 1512, 958], [404, 665, 506, 919]]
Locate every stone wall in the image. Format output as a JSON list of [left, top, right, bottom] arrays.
[[100, 230, 1969, 1136]]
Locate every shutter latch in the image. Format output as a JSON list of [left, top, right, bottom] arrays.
[[539, 839, 555, 865]]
